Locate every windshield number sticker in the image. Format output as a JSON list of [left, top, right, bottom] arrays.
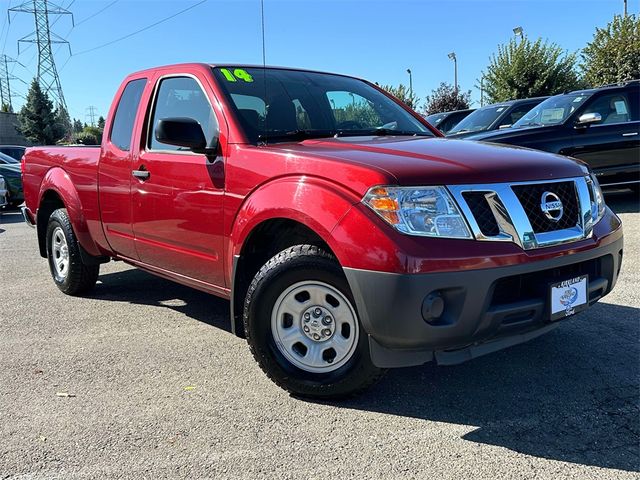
[[220, 68, 254, 83]]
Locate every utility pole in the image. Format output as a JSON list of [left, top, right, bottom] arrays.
[[623, 0, 627, 16], [448, 52, 458, 92], [406, 68, 413, 107], [86, 105, 97, 126], [0, 55, 19, 111], [480, 76, 484, 107], [9, 0, 73, 114]]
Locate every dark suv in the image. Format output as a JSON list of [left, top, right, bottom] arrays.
[[425, 109, 474, 134], [465, 81, 640, 189], [447, 97, 547, 138]]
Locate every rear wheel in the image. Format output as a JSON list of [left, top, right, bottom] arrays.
[[244, 245, 385, 399], [46, 208, 99, 295]]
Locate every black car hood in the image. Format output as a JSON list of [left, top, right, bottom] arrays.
[[462, 125, 557, 142]]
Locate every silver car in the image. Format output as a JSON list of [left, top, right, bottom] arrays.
[[0, 175, 8, 207]]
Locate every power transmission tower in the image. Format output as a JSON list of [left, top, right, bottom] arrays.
[[0, 55, 19, 111], [9, 0, 73, 113], [86, 105, 97, 126]]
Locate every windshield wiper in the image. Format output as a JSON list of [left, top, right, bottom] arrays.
[[258, 129, 337, 144], [335, 128, 431, 137]]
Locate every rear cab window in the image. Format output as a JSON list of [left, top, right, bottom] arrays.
[[110, 78, 146, 151]]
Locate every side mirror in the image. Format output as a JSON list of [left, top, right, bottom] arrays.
[[155, 117, 217, 154], [575, 112, 602, 128]]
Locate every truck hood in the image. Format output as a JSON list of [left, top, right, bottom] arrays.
[[279, 136, 586, 185]]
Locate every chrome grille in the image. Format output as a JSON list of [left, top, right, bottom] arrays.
[[448, 176, 596, 250], [511, 181, 580, 233]]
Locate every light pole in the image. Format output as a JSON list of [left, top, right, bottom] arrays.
[[513, 26, 524, 43], [480, 76, 485, 107], [406, 68, 413, 107], [624, 0, 627, 15], [448, 52, 458, 92]]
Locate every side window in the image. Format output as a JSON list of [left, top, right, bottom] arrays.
[[582, 92, 632, 125], [149, 76, 218, 151], [110, 78, 146, 151], [506, 103, 536, 125]]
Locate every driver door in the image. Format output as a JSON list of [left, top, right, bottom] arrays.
[[131, 74, 226, 289]]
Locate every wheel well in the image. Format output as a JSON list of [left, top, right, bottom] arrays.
[[37, 190, 65, 258], [232, 219, 334, 337]]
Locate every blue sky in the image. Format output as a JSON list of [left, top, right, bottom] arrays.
[[0, 0, 636, 123]]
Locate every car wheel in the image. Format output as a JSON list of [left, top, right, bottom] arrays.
[[244, 244, 385, 399], [46, 208, 99, 295]]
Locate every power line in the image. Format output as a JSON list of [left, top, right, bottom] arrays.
[[74, 0, 118, 28], [72, 0, 207, 57]]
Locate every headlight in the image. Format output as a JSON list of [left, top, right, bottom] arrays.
[[587, 174, 605, 224], [363, 186, 472, 238]]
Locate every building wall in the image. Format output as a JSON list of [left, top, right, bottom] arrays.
[[0, 112, 29, 145]]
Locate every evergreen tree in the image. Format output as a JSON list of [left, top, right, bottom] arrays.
[[73, 118, 83, 133], [97, 116, 106, 129], [17, 79, 66, 145]]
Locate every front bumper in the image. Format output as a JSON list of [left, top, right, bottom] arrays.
[[344, 232, 623, 368]]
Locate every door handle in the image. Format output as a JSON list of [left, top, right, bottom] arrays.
[[622, 132, 638, 137], [132, 168, 150, 180]]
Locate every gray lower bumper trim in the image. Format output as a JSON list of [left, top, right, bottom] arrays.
[[21, 206, 35, 228]]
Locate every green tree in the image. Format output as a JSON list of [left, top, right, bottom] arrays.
[[17, 79, 66, 145], [97, 115, 106, 129], [72, 125, 103, 145], [423, 82, 472, 114], [73, 118, 83, 133], [379, 83, 419, 109], [581, 14, 640, 87], [55, 105, 72, 142], [1, 103, 12, 113], [482, 37, 582, 103]]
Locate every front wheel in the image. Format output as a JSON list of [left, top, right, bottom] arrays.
[[46, 208, 99, 295], [244, 245, 385, 399]]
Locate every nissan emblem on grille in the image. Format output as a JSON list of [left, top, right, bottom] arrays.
[[540, 191, 564, 222]]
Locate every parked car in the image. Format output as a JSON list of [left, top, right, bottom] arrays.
[[425, 109, 474, 134], [447, 97, 548, 138], [22, 63, 622, 398], [0, 145, 26, 162], [464, 81, 640, 190], [0, 175, 8, 208], [0, 152, 23, 207]]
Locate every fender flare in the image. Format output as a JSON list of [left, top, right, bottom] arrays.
[[229, 176, 359, 274], [37, 167, 102, 257]]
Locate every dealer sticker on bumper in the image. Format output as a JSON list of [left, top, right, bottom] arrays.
[[550, 275, 589, 321]]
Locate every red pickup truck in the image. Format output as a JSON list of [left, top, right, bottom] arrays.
[[22, 63, 623, 398]]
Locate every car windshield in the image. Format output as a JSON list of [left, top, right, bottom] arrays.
[[448, 105, 508, 134], [425, 113, 446, 126], [513, 94, 590, 127], [212, 67, 432, 143]]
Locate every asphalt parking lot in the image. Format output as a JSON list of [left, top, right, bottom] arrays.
[[1, 190, 638, 479]]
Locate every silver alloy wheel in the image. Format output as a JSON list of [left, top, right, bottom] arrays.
[[51, 226, 69, 279], [271, 281, 360, 373]]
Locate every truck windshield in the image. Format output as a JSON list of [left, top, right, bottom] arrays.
[[212, 67, 432, 143], [513, 94, 589, 128], [448, 105, 507, 134]]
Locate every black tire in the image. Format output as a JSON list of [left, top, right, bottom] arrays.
[[46, 208, 99, 295], [244, 244, 386, 399]]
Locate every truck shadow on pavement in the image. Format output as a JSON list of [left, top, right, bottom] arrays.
[[93, 267, 639, 472], [344, 302, 640, 472], [89, 267, 231, 333]]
